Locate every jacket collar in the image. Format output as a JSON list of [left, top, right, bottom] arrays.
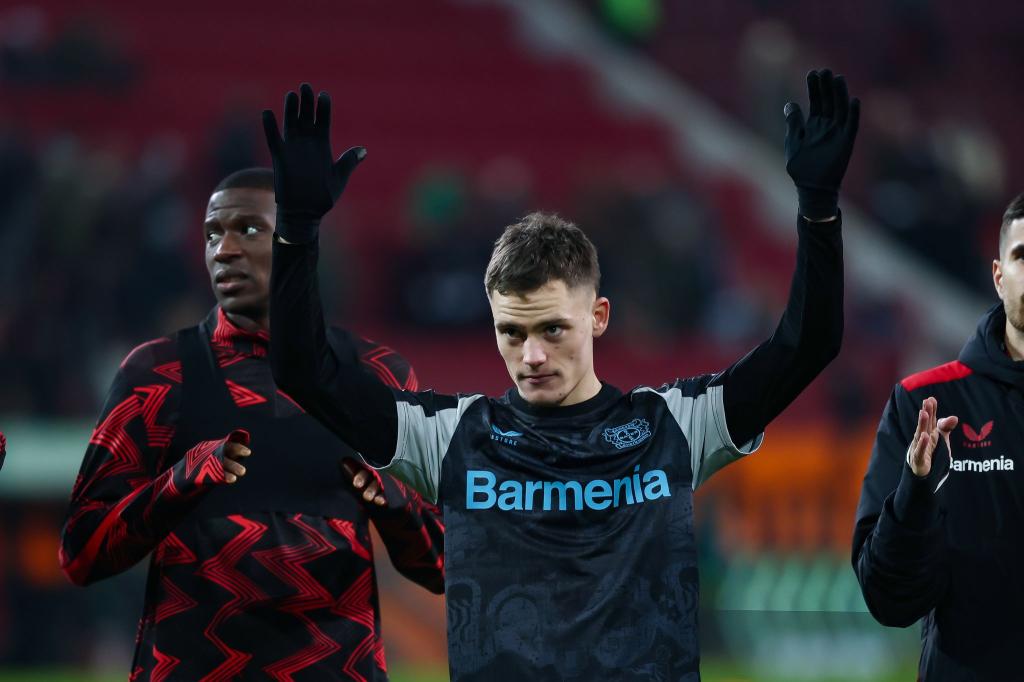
[[202, 307, 269, 357], [959, 303, 1024, 389]]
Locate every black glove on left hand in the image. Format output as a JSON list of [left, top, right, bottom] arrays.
[[784, 69, 860, 221], [262, 83, 366, 243]]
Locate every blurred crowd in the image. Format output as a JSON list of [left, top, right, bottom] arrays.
[[0, 1, 981, 428], [0, 5, 137, 90], [397, 156, 734, 337], [0, 2, 929, 421], [589, 0, 1018, 293], [730, 14, 1008, 293], [0, 127, 208, 415]]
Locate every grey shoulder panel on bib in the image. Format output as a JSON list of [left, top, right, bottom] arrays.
[[634, 381, 763, 490], [381, 393, 486, 503]]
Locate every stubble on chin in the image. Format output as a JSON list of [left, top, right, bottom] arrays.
[[1008, 298, 1024, 333]]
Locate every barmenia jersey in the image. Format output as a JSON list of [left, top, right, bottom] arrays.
[[270, 215, 844, 681], [381, 378, 760, 679]]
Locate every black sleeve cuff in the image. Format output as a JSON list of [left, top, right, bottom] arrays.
[[893, 430, 952, 530], [274, 207, 321, 244], [892, 463, 937, 529], [796, 210, 843, 233], [892, 456, 949, 530], [797, 187, 839, 222]]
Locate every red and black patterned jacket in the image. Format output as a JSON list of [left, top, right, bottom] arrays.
[[59, 307, 444, 681]]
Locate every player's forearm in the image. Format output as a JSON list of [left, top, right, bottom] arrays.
[[720, 216, 843, 444], [60, 438, 230, 585], [892, 458, 945, 528], [373, 515, 445, 594], [853, 496, 948, 627], [270, 237, 400, 463], [369, 479, 445, 593], [270, 234, 333, 395]]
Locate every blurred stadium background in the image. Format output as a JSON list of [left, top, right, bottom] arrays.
[[0, 0, 1018, 679]]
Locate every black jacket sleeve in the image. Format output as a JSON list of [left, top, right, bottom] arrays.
[[716, 215, 844, 445], [270, 236, 400, 465], [852, 383, 950, 627], [368, 474, 446, 594]]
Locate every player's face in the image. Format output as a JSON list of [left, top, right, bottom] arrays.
[[204, 188, 275, 330], [994, 218, 1024, 332], [489, 279, 610, 407]]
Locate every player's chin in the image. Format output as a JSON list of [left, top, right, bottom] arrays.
[[518, 381, 565, 406], [217, 290, 255, 310], [218, 293, 265, 321]]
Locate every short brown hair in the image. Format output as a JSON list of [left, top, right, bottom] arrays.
[[484, 212, 600, 296], [999, 193, 1024, 256]]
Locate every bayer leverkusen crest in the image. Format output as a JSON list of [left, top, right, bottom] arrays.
[[602, 419, 651, 450]]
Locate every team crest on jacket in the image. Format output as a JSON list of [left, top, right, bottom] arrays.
[[602, 419, 651, 450]]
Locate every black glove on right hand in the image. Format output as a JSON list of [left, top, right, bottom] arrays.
[[784, 69, 860, 221], [262, 83, 366, 243]]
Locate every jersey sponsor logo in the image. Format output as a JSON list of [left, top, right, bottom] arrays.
[[951, 455, 1013, 472], [602, 418, 651, 450], [490, 424, 523, 447], [961, 420, 994, 449], [465, 465, 672, 511]]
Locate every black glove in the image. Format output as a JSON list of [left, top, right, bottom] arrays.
[[262, 83, 366, 243], [784, 69, 860, 221]]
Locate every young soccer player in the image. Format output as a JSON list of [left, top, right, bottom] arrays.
[[266, 71, 858, 680], [61, 169, 444, 680]]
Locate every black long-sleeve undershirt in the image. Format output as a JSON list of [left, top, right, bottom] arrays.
[[717, 216, 843, 445], [269, 214, 843, 466]]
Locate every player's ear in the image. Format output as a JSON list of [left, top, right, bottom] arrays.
[[994, 259, 1004, 300], [592, 296, 610, 338]]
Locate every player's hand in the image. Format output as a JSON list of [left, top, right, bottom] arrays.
[[908, 397, 958, 478], [221, 434, 252, 484], [783, 69, 860, 221], [341, 458, 387, 507], [262, 83, 366, 243]]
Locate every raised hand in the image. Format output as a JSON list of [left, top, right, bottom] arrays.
[[909, 397, 958, 479], [262, 82, 366, 243], [341, 458, 387, 507], [783, 69, 860, 221]]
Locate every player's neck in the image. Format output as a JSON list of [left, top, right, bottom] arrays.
[[1005, 319, 1024, 361], [560, 371, 603, 407], [225, 310, 269, 334]]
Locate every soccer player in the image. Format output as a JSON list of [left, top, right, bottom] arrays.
[[59, 168, 444, 680], [854, 194, 1024, 680], [268, 71, 858, 680]]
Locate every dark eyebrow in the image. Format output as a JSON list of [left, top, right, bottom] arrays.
[[532, 318, 571, 332], [227, 213, 272, 226], [495, 318, 571, 334], [1011, 243, 1024, 259], [205, 213, 271, 227]]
